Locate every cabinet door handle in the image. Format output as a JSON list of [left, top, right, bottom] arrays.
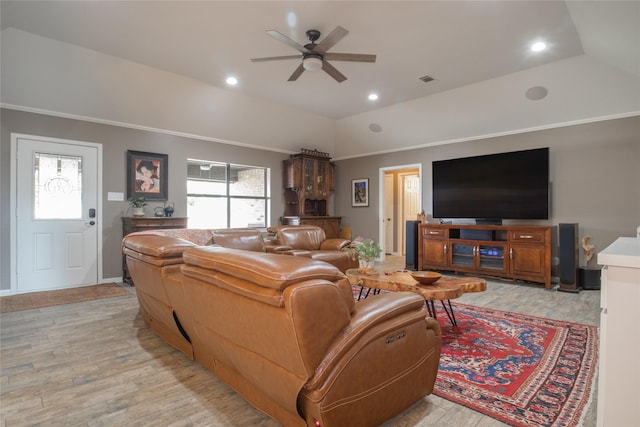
[[519, 234, 534, 239], [429, 231, 439, 235], [510, 248, 513, 258], [444, 243, 447, 253]]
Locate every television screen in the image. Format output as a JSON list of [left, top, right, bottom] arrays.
[[432, 147, 549, 221]]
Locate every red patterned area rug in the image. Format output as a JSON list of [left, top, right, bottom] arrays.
[[434, 302, 598, 427]]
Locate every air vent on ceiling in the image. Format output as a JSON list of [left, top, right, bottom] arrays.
[[419, 75, 436, 84]]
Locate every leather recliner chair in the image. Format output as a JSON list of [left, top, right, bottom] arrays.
[[269, 225, 359, 272]]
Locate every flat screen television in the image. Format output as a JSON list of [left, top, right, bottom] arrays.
[[432, 147, 549, 223]]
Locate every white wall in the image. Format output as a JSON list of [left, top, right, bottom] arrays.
[[335, 55, 640, 159], [0, 28, 336, 154]]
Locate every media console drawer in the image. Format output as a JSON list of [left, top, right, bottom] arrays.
[[510, 230, 546, 243], [422, 227, 446, 239]]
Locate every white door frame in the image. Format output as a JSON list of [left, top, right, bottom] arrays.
[[378, 163, 422, 263], [9, 133, 104, 295]]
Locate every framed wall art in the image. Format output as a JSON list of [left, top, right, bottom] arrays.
[[127, 150, 168, 201], [352, 178, 369, 207]]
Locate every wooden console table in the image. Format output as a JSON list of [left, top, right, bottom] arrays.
[[121, 216, 188, 284]]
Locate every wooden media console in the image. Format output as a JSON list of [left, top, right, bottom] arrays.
[[418, 223, 552, 289]]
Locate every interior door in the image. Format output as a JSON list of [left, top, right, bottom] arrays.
[[384, 174, 394, 254], [400, 173, 420, 256], [15, 135, 99, 293]]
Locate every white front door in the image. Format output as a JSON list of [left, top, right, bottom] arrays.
[[13, 134, 101, 293]]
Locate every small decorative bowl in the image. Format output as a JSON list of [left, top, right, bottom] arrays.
[[411, 271, 442, 285]]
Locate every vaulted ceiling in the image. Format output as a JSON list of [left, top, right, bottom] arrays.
[[1, 1, 639, 158]]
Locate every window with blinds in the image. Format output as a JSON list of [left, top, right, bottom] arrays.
[[186, 159, 270, 229]]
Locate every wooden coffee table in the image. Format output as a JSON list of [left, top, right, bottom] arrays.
[[345, 269, 486, 327]]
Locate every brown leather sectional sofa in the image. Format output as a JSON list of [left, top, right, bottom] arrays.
[[122, 228, 441, 427]]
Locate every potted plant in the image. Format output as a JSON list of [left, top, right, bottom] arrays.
[[343, 237, 382, 272], [129, 196, 147, 217]]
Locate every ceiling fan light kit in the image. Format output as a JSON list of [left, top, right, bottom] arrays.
[[303, 55, 323, 71], [251, 26, 376, 82]]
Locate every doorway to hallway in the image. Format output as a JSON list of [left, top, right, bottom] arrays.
[[379, 164, 422, 261]]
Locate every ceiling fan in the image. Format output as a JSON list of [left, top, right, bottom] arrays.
[[250, 26, 376, 83]]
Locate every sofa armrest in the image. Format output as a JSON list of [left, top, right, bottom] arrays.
[[319, 238, 351, 251], [283, 249, 312, 257], [123, 235, 197, 258], [305, 292, 437, 390]]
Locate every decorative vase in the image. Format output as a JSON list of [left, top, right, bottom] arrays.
[[358, 258, 375, 273], [131, 207, 144, 217], [164, 202, 175, 217]]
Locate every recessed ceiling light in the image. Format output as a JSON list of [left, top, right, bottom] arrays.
[[368, 93, 378, 101], [369, 123, 383, 133], [226, 76, 238, 86], [531, 41, 547, 52], [525, 86, 548, 101]]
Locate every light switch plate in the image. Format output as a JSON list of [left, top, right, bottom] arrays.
[[108, 192, 125, 201]]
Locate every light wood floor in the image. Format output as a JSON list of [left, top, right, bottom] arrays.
[[1, 257, 600, 427]]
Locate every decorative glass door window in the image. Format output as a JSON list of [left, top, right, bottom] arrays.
[[34, 152, 82, 219]]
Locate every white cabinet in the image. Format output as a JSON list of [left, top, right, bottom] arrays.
[[596, 237, 640, 427]]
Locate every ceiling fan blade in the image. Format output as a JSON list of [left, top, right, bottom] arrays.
[[251, 55, 301, 62], [324, 53, 376, 63], [314, 26, 349, 53], [288, 63, 305, 81], [322, 61, 347, 83], [266, 30, 311, 54]]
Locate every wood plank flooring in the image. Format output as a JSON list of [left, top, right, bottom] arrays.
[[1, 257, 600, 426]]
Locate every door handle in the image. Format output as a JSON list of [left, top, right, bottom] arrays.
[[89, 220, 96, 226]]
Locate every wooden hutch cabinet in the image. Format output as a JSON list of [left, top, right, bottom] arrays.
[[283, 149, 340, 238]]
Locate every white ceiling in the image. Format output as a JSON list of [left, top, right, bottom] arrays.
[[1, 1, 639, 158], [2, 0, 637, 120]]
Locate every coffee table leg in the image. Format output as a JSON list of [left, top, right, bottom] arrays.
[[440, 300, 458, 327], [357, 286, 375, 300], [425, 300, 437, 319]]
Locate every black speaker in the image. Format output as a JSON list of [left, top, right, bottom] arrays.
[[558, 223, 579, 293], [579, 267, 601, 290], [405, 221, 419, 271]]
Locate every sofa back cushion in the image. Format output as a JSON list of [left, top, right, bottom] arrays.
[[124, 228, 214, 246], [182, 246, 344, 298], [211, 228, 266, 252], [277, 226, 326, 251]]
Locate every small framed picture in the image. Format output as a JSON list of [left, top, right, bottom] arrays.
[[352, 178, 369, 207], [126, 150, 168, 201]]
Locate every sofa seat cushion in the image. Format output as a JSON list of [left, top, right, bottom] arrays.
[[183, 246, 344, 291]]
